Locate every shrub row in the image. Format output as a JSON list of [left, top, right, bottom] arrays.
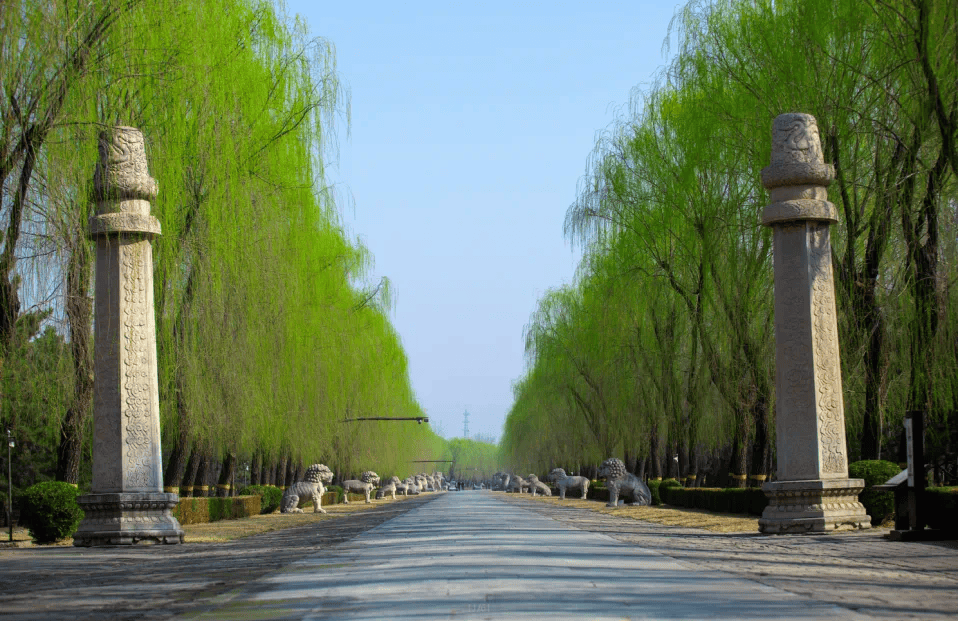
[[237, 485, 283, 513], [648, 479, 682, 506], [660, 485, 768, 516], [924, 487, 958, 532], [325, 485, 345, 505], [850, 460, 902, 526], [172, 495, 261, 525]]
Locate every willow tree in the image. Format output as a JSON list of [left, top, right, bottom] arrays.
[[667, 0, 958, 460], [3, 0, 450, 492]]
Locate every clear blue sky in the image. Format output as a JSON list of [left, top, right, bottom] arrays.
[[283, 1, 681, 442]]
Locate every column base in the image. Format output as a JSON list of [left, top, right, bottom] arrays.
[[73, 492, 184, 546], [759, 479, 870, 534]]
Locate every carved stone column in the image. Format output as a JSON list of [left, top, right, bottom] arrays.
[[758, 113, 870, 534], [73, 127, 184, 546]]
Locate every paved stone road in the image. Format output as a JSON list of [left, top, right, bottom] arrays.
[[178, 492, 876, 620], [503, 493, 958, 621], [0, 495, 437, 620], [2, 491, 955, 620]]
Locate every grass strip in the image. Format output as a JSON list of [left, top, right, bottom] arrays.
[[503, 492, 761, 533]]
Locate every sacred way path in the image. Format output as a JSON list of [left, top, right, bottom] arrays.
[[1, 491, 956, 620]]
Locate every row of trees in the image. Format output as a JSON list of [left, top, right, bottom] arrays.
[[501, 0, 957, 486], [1, 0, 450, 498]]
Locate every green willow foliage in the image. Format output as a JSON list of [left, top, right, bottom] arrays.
[[502, 0, 957, 485], [447, 438, 499, 483], [0, 0, 448, 492]]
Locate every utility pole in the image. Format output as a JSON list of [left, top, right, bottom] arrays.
[[6, 429, 13, 542]]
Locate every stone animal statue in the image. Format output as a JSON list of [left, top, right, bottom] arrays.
[[416, 474, 430, 491], [280, 464, 334, 513], [506, 475, 529, 494], [492, 472, 511, 491], [527, 474, 552, 497], [342, 470, 380, 504], [376, 475, 402, 500], [376, 480, 394, 500], [598, 458, 652, 507], [403, 477, 421, 495], [548, 468, 590, 500]]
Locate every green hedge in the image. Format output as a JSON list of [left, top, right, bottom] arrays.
[[647, 479, 682, 506], [660, 485, 768, 516], [325, 485, 344, 505], [849, 460, 901, 526], [18, 481, 84, 543], [234, 485, 341, 512], [586, 482, 609, 503], [925, 487, 958, 531], [172, 495, 261, 525], [237, 485, 283, 513]]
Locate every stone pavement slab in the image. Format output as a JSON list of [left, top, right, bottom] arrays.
[[504, 493, 958, 621], [181, 491, 871, 620], [0, 495, 438, 620]]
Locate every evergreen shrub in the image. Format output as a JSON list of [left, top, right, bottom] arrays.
[[19, 481, 83, 543], [325, 485, 344, 505], [924, 487, 958, 531], [656, 485, 768, 515], [587, 483, 610, 503], [746, 488, 768, 516], [849, 460, 901, 525], [238, 485, 283, 513], [648, 478, 682, 505], [172, 495, 261, 525]]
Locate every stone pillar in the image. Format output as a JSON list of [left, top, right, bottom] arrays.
[[758, 113, 870, 534], [73, 127, 184, 546]]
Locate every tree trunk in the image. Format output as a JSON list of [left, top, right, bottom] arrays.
[[250, 452, 261, 486], [193, 449, 210, 497], [284, 458, 296, 488], [164, 428, 190, 490], [259, 458, 270, 486], [860, 306, 885, 459], [217, 452, 235, 497], [686, 445, 699, 488], [677, 440, 689, 483], [181, 448, 199, 497], [276, 455, 288, 489], [649, 431, 662, 480], [728, 431, 748, 488], [749, 394, 771, 488], [56, 234, 94, 483]]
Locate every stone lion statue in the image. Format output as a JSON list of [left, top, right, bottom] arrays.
[[403, 476, 420, 495], [280, 464, 334, 513], [598, 458, 651, 507], [343, 470, 380, 504], [506, 474, 529, 494], [527, 474, 552, 497], [376, 475, 402, 500], [548, 468, 590, 500]]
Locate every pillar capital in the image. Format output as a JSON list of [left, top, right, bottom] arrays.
[[89, 127, 162, 237], [760, 113, 837, 225]]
